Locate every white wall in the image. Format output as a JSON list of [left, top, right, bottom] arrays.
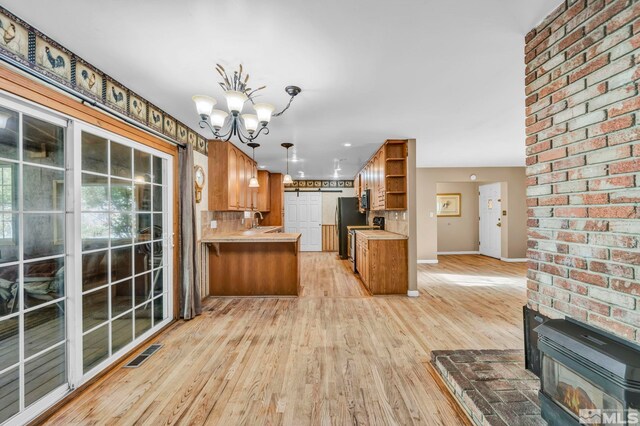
[[436, 182, 479, 253]]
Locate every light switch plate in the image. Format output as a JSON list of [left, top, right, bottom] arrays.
[[210, 220, 217, 229]]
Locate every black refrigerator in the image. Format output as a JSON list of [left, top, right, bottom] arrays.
[[335, 197, 366, 259]]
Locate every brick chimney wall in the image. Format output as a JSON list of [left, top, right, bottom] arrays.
[[525, 0, 640, 342]]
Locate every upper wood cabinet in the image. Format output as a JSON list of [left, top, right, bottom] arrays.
[[208, 140, 259, 211], [257, 170, 271, 212], [357, 139, 407, 211]]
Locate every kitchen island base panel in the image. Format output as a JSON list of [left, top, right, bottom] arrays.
[[209, 241, 300, 296]]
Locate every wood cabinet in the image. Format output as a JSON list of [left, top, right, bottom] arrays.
[[260, 173, 284, 226], [257, 170, 271, 212], [355, 232, 408, 294], [208, 140, 258, 211], [357, 139, 407, 211]]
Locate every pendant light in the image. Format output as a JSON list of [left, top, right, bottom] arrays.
[[248, 142, 260, 188], [281, 143, 294, 185]]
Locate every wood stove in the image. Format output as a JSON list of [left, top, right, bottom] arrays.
[[536, 318, 640, 425]]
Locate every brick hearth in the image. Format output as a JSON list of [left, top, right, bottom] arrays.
[[431, 350, 545, 426]]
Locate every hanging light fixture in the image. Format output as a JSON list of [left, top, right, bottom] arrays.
[[281, 143, 294, 185], [248, 142, 260, 188], [193, 64, 301, 144]]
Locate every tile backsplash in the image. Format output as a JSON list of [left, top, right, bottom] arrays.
[[201, 211, 250, 239], [368, 210, 408, 236]]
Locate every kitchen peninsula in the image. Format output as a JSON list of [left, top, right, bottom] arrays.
[[202, 140, 300, 296], [202, 225, 301, 296]]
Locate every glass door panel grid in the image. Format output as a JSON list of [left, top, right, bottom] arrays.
[[0, 104, 67, 423], [80, 131, 169, 375]]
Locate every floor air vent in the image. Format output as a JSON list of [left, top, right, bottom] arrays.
[[124, 343, 163, 368]]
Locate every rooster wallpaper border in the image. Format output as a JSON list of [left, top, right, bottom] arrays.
[[0, 6, 208, 155], [287, 180, 354, 188]]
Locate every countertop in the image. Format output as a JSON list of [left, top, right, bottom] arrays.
[[354, 230, 408, 240], [202, 226, 301, 243], [346, 225, 380, 230]]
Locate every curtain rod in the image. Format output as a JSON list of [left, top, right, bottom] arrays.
[[0, 55, 186, 148]]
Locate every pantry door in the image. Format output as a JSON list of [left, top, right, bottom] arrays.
[[284, 192, 322, 251]]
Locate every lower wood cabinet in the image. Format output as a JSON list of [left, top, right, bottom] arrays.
[[355, 233, 408, 294]]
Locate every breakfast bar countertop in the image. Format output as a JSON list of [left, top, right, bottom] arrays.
[[201, 226, 301, 243], [354, 230, 408, 240]]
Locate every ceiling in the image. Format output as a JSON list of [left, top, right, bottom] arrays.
[[3, 0, 560, 179]]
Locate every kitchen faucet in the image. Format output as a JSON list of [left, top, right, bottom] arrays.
[[251, 210, 263, 228]]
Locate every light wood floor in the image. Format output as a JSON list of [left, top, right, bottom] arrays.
[[44, 253, 527, 425]]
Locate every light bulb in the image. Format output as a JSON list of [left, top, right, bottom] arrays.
[[192, 95, 216, 117], [210, 109, 228, 129], [253, 103, 275, 124], [225, 90, 247, 114]]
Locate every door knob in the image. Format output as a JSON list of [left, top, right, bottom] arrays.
[[496, 222, 502, 227]]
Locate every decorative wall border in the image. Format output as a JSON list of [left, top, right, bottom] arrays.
[[287, 180, 353, 188], [0, 6, 207, 154]]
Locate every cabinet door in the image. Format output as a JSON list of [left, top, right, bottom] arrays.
[[248, 160, 256, 210], [378, 153, 385, 208], [237, 151, 246, 209], [227, 146, 238, 210], [372, 156, 377, 210], [257, 171, 270, 212]]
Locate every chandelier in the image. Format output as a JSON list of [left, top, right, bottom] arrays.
[[192, 64, 301, 144]]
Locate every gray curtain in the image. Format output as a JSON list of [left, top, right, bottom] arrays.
[[179, 143, 202, 319]]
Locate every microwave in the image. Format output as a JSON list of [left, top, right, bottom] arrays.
[[361, 189, 370, 210]]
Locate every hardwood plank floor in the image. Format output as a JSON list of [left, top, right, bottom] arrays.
[[44, 253, 526, 425]]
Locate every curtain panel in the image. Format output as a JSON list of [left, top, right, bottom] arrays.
[[179, 144, 202, 319]]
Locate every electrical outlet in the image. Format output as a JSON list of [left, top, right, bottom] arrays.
[[210, 220, 217, 229], [244, 211, 252, 219]]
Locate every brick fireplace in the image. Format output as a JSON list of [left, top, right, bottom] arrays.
[[525, 0, 640, 344]]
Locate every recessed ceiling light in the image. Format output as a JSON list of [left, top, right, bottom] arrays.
[[470, 174, 477, 181], [343, 143, 351, 147], [259, 165, 266, 169]]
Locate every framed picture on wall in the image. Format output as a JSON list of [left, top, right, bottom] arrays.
[[437, 193, 461, 217]]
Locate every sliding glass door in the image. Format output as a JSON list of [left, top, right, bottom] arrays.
[[75, 125, 172, 380], [0, 99, 68, 424], [0, 94, 173, 424]]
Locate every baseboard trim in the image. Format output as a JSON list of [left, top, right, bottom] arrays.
[[417, 259, 439, 264], [407, 290, 419, 297], [500, 257, 528, 263], [437, 251, 480, 255]]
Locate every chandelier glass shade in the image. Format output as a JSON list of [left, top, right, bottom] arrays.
[[193, 64, 301, 144]]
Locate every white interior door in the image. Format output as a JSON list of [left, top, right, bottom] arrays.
[[285, 192, 322, 252], [479, 183, 502, 259]]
